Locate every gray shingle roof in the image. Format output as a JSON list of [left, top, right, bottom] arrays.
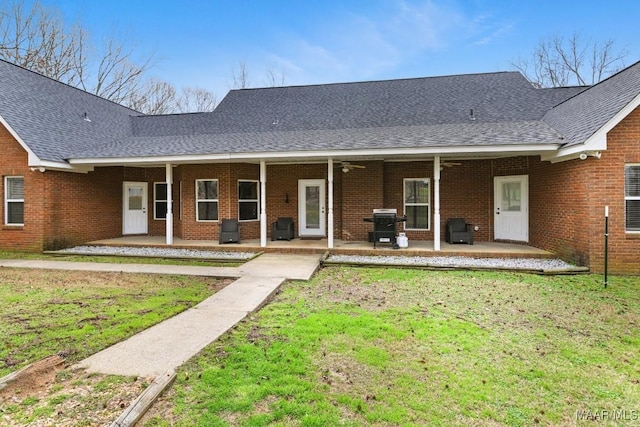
[[76, 120, 564, 159], [2, 56, 638, 164], [0, 59, 139, 163], [543, 60, 640, 146]]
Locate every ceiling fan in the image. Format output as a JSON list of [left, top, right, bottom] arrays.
[[336, 161, 366, 173]]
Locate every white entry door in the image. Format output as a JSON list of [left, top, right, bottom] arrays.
[[298, 179, 326, 237], [123, 182, 148, 235], [494, 175, 528, 242]]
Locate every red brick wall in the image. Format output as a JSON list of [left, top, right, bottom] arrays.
[[589, 107, 640, 273], [529, 159, 591, 265]]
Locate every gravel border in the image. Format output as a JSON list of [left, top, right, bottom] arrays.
[[55, 245, 256, 260], [325, 254, 586, 273]]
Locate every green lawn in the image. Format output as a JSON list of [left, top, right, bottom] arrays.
[[146, 268, 640, 426]]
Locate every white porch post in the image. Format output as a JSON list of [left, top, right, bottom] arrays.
[[328, 158, 334, 249], [260, 160, 267, 247], [433, 156, 441, 251], [165, 163, 173, 245]]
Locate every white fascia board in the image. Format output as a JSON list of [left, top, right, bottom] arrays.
[[68, 143, 561, 167], [543, 92, 640, 163]]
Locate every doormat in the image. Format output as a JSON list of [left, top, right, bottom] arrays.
[[299, 236, 323, 240]]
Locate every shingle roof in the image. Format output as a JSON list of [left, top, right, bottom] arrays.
[[131, 72, 566, 137], [0, 59, 139, 163], [543, 60, 640, 146], [3, 56, 639, 165]]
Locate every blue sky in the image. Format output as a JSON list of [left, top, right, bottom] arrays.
[[40, 0, 640, 100]]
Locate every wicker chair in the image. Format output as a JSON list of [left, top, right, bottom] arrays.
[[271, 217, 295, 241], [445, 218, 474, 244], [219, 219, 240, 244]]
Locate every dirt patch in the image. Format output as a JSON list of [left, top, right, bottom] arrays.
[[0, 355, 65, 400]]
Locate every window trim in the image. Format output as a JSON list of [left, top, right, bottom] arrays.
[[5, 176, 24, 226], [403, 178, 430, 231], [195, 179, 219, 222], [154, 182, 168, 220], [238, 179, 259, 222], [625, 164, 640, 233]]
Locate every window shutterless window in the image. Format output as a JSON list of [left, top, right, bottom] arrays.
[[238, 180, 259, 221], [625, 165, 640, 232], [5, 176, 24, 226], [154, 182, 168, 220], [404, 178, 430, 230], [196, 179, 218, 221]]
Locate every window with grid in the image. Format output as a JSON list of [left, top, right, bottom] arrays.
[[404, 178, 430, 230], [238, 180, 259, 221], [625, 165, 640, 232], [154, 182, 168, 220], [5, 176, 24, 225], [196, 179, 218, 221]]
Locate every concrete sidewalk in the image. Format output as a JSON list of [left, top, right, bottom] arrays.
[[0, 253, 322, 377]]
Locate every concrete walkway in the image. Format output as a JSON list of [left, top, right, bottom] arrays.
[[0, 253, 322, 378]]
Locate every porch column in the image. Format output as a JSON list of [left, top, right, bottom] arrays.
[[327, 158, 334, 249], [165, 163, 174, 245], [433, 156, 441, 251], [260, 160, 267, 247]]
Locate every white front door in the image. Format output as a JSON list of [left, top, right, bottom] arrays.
[[298, 179, 326, 237], [123, 182, 148, 235], [494, 175, 528, 242]]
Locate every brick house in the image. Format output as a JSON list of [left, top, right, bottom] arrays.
[[1, 58, 639, 273]]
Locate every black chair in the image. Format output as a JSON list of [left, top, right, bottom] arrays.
[[219, 219, 240, 244], [446, 218, 474, 244], [271, 217, 295, 241]]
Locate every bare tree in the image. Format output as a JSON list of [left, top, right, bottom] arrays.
[[176, 87, 217, 112], [128, 79, 178, 115], [265, 67, 286, 87], [230, 61, 249, 89], [0, 0, 154, 109], [512, 33, 628, 88]]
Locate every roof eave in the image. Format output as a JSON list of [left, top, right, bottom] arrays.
[[542, 92, 640, 163], [68, 144, 562, 167]]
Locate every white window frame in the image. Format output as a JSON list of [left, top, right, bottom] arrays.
[[196, 179, 219, 222], [625, 164, 640, 233], [5, 176, 24, 226], [403, 178, 430, 231], [154, 182, 168, 220], [238, 180, 259, 222]]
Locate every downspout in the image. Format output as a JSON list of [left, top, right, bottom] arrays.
[[328, 158, 334, 249], [433, 156, 441, 251], [260, 160, 267, 247], [165, 163, 173, 245]]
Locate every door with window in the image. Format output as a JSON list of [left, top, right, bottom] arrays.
[[123, 182, 148, 234], [298, 179, 325, 237], [494, 175, 528, 241]]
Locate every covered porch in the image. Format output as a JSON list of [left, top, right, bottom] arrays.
[[87, 235, 555, 259]]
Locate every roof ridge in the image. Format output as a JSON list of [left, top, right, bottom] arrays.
[[228, 70, 522, 93]]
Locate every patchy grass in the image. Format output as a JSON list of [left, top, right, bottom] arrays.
[[0, 268, 228, 376], [0, 268, 231, 426], [143, 268, 640, 426]]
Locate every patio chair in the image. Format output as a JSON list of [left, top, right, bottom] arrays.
[[219, 219, 240, 244], [445, 217, 474, 244], [271, 217, 295, 241]]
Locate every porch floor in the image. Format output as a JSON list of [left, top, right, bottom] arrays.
[[87, 236, 555, 259]]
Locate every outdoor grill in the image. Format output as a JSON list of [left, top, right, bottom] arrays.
[[364, 208, 407, 249]]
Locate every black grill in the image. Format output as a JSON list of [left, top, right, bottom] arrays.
[[364, 209, 407, 248]]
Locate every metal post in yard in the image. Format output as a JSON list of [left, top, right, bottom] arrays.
[[604, 205, 609, 289]]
